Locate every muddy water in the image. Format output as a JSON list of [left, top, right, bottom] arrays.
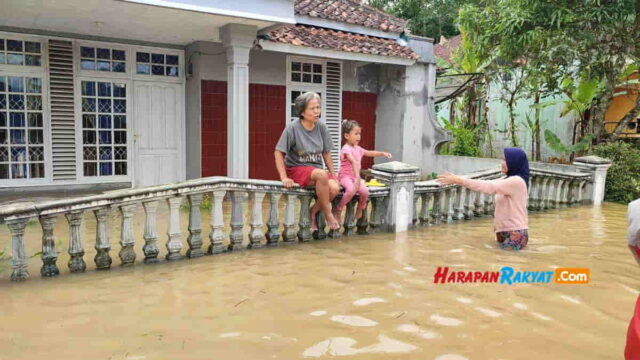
[[0, 202, 636, 359]]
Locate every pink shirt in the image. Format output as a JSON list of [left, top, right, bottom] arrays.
[[339, 144, 366, 180], [461, 176, 528, 232]]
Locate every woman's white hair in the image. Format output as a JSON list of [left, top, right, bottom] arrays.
[[294, 92, 321, 119]]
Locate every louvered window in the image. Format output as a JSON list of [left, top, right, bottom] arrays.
[[48, 39, 76, 181]]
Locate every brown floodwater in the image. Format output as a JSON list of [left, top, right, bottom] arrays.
[[0, 202, 636, 359]]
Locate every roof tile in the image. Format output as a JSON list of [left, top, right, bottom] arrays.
[[268, 25, 419, 60], [295, 0, 407, 33]]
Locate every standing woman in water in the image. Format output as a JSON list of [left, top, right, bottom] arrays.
[[436, 147, 530, 250]]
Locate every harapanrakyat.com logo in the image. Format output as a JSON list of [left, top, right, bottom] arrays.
[[433, 266, 590, 284]]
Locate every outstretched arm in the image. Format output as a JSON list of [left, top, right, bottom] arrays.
[[364, 150, 392, 159], [436, 172, 519, 196]]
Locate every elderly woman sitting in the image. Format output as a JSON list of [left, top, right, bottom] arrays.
[[274, 92, 341, 230]]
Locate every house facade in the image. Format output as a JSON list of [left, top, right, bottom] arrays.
[[0, 0, 446, 192]]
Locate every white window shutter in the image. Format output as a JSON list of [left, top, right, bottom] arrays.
[[48, 39, 77, 180], [324, 61, 342, 172]]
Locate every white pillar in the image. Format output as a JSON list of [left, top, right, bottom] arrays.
[[220, 23, 256, 179], [573, 156, 612, 206]]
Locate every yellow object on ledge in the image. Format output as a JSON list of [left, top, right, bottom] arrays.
[[365, 179, 386, 187]]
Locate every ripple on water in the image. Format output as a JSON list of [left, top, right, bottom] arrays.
[[475, 307, 501, 318], [560, 295, 581, 305], [330, 315, 378, 327], [303, 335, 417, 357], [430, 314, 463, 327], [435, 355, 469, 360], [397, 324, 439, 339], [513, 303, 528, 310], [309, 310, 327, 316], [353, 297, 387, 306], [531, 312, 553, 321], [403, 266, 417, 272], [456, 297, 472, 304], [219, 332, 241, 338]]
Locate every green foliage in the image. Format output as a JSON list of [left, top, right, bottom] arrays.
[[592, 142, 640, 204], [439, 117, 481, 157], [544, 130, 592, 155], [369, 0, 467, 39]]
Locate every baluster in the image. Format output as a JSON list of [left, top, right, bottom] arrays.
[[576, 180, 586, 205], [356, 200, 369, 235], [561, 180, 571, 207], [228, 191, 247, 251], [8, 217, 30, 281], [444, 188, 455, 223], [313, 211, 327, 239], [484, 193, 492, 215], [419, 193, 431, 225], [550, 179, 562, 209], [453, 187, 464, 220], [166, 196, 183, 260], [266, 192, 282, 245], [463, 188, 474, 219], [187, 194, 205, 257], [66, 211, 86, 273], [246, 192, 265, 249], [208, 190, 227, 254], [118, 204, 137, 266], [93, 208, 112, 270], [568, 180, 579, 206], [369, 196, 384, 233], [297, 194, 313, 242], [282, 194, 298, 243], [142, 200, 160, 263], [412, 193, 420, 226], [328, 198, 341, 238], [40, 214, 59, 276], [533, 177, 543, 210], [431, 191, 442, 224], [343, 199, 357, 236], [473, 191, 484, 217], [541, 177, 552, 210], [527, 177, 536, 211]]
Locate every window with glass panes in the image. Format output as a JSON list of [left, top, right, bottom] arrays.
[[290, 61, 323, 84], [0, 76, 45, 179], [80, 47, 126, 72], [136, 52, 179, 77], [0, 38, 41, 66], [81, 80, 127, 177]]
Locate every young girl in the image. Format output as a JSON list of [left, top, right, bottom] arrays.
[[334, 119, 392, 222], [436, 147, 530, 250]]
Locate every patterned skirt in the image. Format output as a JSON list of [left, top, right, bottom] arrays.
[[495, 229, 529, 250]]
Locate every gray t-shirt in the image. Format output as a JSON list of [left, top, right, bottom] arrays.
[[275, 119, 334, 168]]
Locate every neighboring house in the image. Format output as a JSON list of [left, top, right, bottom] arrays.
[[604, 71, 640, 138], [434, 35, 575, 160], [0, 0, 445, 192]]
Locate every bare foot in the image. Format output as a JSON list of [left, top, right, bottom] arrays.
[[310, 204, 319, 231], [326, 213, 340, 230], [333, 208, 342, 225], [355, 207, 363, 220]]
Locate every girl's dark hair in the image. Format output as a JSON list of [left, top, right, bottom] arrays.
[[342, 119, 360, 137]]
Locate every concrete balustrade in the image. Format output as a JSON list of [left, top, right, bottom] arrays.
[[0, 159, 604, 282]]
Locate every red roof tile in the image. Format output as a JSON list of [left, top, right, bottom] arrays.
[[434, 35, 461, 65], [268, 25, 419, 60], [295, 0, 407, 33]]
